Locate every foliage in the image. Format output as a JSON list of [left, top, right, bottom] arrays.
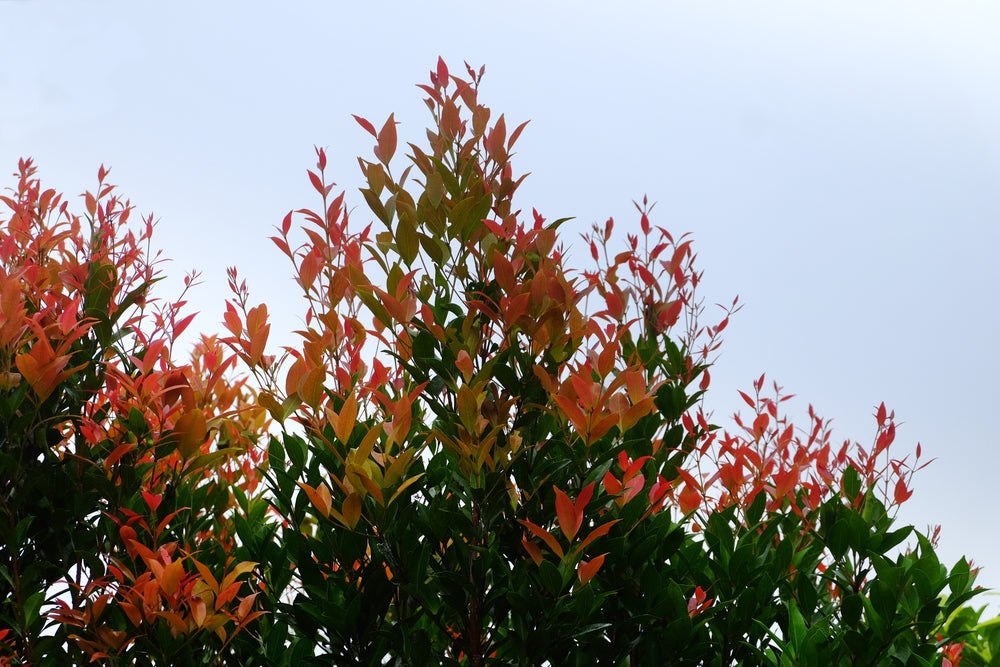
[[0, 160, 264, 665], [940, 601, 1000, 666], [0, 59, 987, 665]]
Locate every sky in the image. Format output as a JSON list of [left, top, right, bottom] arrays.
[[3, 1, 999, 608]]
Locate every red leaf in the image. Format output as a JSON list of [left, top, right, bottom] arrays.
[[307, 169, 324, 195], [699, 368, 711, 391], [676, 470, 702, 514], [353, 114, 377, 137], [436, 56, 449, 85], [894, 477, 913, 505], [738, 390, 755, 408], [508, 120, 530, 150], [602, 470, 622, 496], [142, 491, 162, 513], [752, 412, 770, 439], [172, 312, 196, 339]]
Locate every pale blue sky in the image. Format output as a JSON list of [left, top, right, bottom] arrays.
[[3, 1, 999, 605]]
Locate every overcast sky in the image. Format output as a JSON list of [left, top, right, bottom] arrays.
[[4, 1, 999, 607]]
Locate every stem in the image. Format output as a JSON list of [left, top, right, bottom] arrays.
[[467, 497, 483, 667]]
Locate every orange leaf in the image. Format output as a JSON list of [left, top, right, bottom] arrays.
[[522, 537, 543, 566], [333, 392, 358, 443], [156, 559, 184, 598], [297, 481, 332, 519], [375, 113, 397, 165], [15, 345, 74, 402], [455, 350, 474, 382], [191, 558, 220, 595], [577, 553, 607, 585], [355, 472, 385, 506], [341, 492, 362, 529], [103, 442, 136, 471], [218, 561, 257, 598], [577, 519, 620, 553], [216, 581, 242, 610], [173, 408, 208, 459], [237, 592, 258, 620], [191, 596, 207, 628], [518, 519, 564, 559], [554, 485, 593, 543], [299, 366, 326, 410], [678, 478, 702, 515]]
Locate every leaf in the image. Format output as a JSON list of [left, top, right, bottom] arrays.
[[842, 466, 862, 502], [342, 492, 362, 529], [191, 558, 220, 595], [155, 558, 184, 597], [522, 537, 543, 565], [554, 486, 579, 542], [426, 170, 445, 208], [219, 561, 258, 598], [332, 392, 358, 443], [752, 412, 769, 439], [375, 113, 397, 165], [387, 473, 424, 506], [602, 470, 622, 496], [457, 384, 479, 433], [577, 520, 619, 553], [297, 481, 331, 519], [308, 169, 325, 196], [518, 519, 564, 559], [23, 591, 44, 630], [142, 491, 163, 513], [353, 114, 377, 137], [173, 408, 208, 458], [893, 477, 913, 505], [577, 554, 607, 585], [259, 391, 284, 421], [455, 349, 474, 382], [436, 56, 449, 85]]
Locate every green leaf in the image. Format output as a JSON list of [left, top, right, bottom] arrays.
[[361, 187, 391, 225], [948, 557, 971, 596], [538, 559, 563, 597], [24, 590, 44, 630], [285, 434, 308, 470], [842, 465, 861, 501]]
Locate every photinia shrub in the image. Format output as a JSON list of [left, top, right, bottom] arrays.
[[0, 59, 986, 665], [219, 59, 982, 666], [0, 161, 265, 665]]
